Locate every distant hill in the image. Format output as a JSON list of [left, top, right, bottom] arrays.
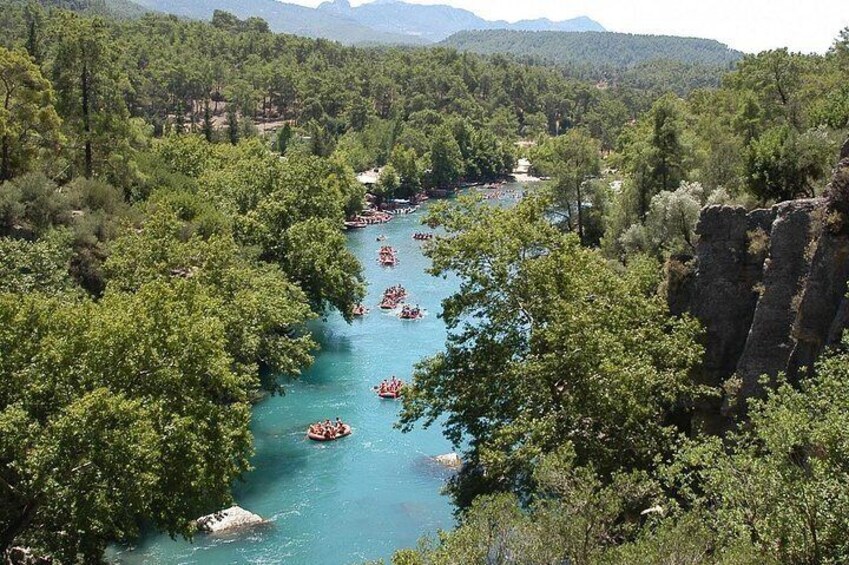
[[441, 29, 744, 70], [94, 0, 603, 45], [128, 0, 428, 44], [317, 0, 604, 43], [27, 0, 151, 19]]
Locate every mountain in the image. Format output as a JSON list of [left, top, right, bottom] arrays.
[[97, 0, 604, 45], [317, 0, 605, 43], [27, 0, 151, 19], [441, 29, 744, 70], [128, 0, 428, 44]]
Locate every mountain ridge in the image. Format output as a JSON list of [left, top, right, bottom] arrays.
[[441, 29, 744, 69], [317, 0, 605, 42], [116, 0, 604, 45]]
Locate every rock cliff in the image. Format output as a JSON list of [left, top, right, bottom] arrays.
[[672, 140, 849, 431]]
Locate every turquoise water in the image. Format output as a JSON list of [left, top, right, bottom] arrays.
[[114, 186, 527, 564], [113, 196, 480, 565]]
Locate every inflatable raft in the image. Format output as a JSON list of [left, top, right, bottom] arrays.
[[307, 425, 352, 442]]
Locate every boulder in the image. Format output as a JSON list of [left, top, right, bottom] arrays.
[[196, 506, 265, 534], [434, 453, 462, 468]]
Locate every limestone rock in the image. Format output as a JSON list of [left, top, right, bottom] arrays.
[[685, 204, 773, 432], [678, 137, 849, 428], [434, 453, 462, 468], [196, 506, 265, 534], [733, 199, 819, 404]]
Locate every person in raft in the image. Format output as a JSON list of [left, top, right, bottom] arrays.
[[378, 377, 403, 395], [309, 418, 348, 439]]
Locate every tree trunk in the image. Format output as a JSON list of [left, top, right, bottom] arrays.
[[0, 135, 9, 181], [81, 60, 92, 178], [576, 179, 584, 245]]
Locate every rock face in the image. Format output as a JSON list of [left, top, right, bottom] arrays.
[[434, 453, 463, 468], [674, 146, 849, 430], [196, 506, 265, 534]]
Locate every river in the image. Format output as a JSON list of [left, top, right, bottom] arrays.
[[113, 184, 523, 565]]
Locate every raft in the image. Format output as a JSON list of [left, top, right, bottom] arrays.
[[308, 425, 352, 442], [378, 390, 402, 399]]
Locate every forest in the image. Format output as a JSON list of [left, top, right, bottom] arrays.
[[0, 0, 848, 562], [441, 29, 743, 94]]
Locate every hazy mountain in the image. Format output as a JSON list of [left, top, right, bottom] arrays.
[[442, 29, 744, 70], [128, 0, 428, 44], [76, 0, 606, 46], [317, 0, 605, 43], [27, 0, 151, 19]]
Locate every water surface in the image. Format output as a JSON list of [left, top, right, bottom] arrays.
[[115, 185, 526, 564]]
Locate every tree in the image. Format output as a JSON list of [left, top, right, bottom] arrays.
[[0, 283, 254, 560], [276, 122, 292, 155], [650, 94, 687, 194], [23, 4, 44, 65], [202, 98, 213, 142], [281, 218, 365, 320], [373, 163, 399, 203], [49, 13, 130, 180], [104, 196, 316, 383], [402, 197, 702, 505], [0, 47, 61, 180], [427, 125, 463, 189], [226, 105, 239, 145], [532, 129, 600, 243], [390, 145, 422, 199], [391, 446, 663, 565], [669, 343, 849, 564], [746, 125, 837, 202], [619, 181, 729, 258]]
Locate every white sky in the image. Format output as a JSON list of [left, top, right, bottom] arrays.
[[288, 0, 849, 53]]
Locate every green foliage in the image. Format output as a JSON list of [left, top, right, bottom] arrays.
[[154, 136, 365, 317], [392, 446, 659, 565], [427, 125, 464, 189], [0, 46, 61, 180], [48, 12, 136, 182], [662, 345, 849, 564], [0, 283, 253, 559], [0, 232, 77, 294], [390, 145, 423, 199], [442, 29, 743, 94], [104, 196, 316, 382], [531, 129, 601, 242], [402, 197, 703, 504], [746, 124, 838, 201]]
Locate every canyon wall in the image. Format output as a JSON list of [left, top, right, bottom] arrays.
[[672, 139, 849, 432]]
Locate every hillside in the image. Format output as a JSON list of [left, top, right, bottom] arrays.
[[442, 29, 744, 70], [317, 0, 604, 43], [129, 0, 427, 44], [79, 0, 606, 45], [22, 0, 151, 18]]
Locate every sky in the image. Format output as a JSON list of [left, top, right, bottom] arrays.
[[288, 0, 849, 54]]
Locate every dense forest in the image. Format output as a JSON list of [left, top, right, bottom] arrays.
[[442, 29, 743, 93], [0, 0, 848, 562]]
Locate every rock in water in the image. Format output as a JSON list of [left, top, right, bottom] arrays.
[[434, 453, 462, 468], [196, 506, 265, 534]]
